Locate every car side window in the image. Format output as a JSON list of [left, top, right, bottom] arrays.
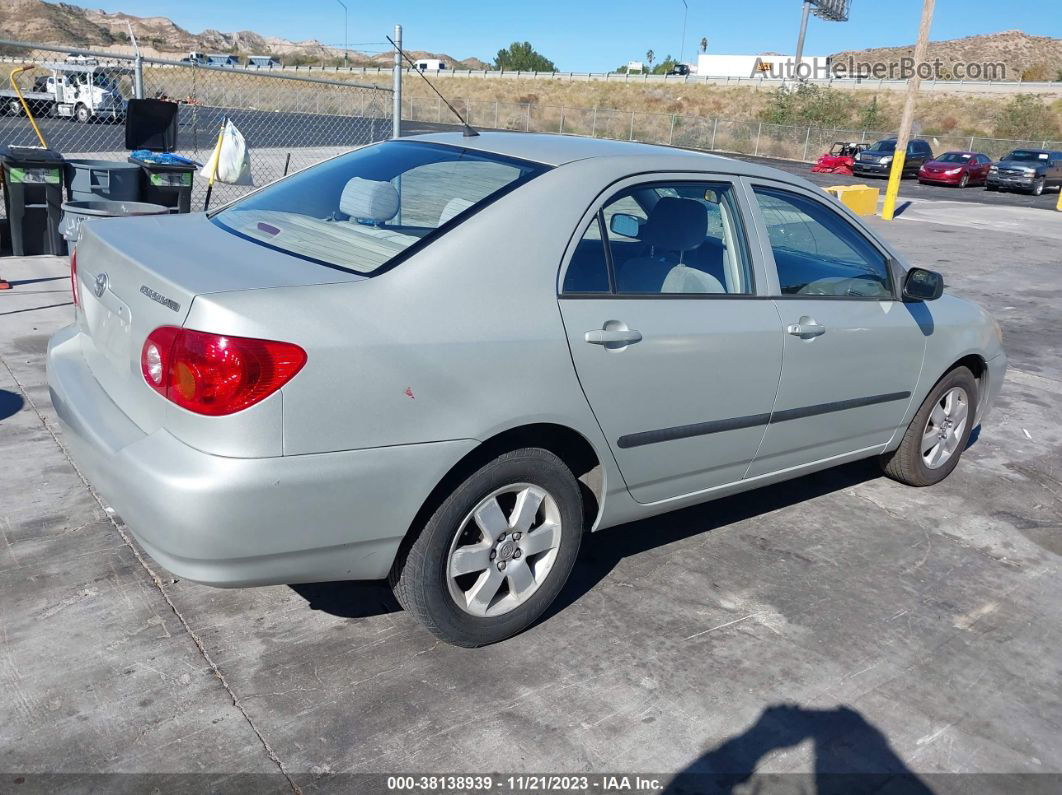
[[753, 186, 892, 299], [562, 217, 611, 293], [602, 183, 753, 295]]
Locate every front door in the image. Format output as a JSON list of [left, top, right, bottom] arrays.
[[559, 177, 783, 504], [744, 182, 927, 477]]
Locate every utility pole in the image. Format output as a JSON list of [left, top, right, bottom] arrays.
[[336, 0, 348, 65], [794, 0, 812, 75], [392, 24, 402, 139], [679, 0, 689, 66], [881, 0, 935, 221]]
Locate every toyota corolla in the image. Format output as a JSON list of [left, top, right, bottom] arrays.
[[48, 133, 1006, 646]]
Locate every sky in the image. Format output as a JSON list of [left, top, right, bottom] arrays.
[[91, 0, 1061, 72]]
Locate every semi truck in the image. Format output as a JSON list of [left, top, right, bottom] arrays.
[[1, 61, 130, 123]]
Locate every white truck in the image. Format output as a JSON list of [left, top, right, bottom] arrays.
[[1, 61, 130, 123]]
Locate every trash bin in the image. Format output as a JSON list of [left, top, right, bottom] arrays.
[[125, 98, 197, 214], [128, 153, 197, 214], [65, 159, 142, 203], [59, 200, 170, 246], [0, 145, 67, 256]]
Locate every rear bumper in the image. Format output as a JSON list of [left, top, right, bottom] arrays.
[[47, 325, 476, 587]]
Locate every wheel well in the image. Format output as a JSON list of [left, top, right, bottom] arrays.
[[949, 354, 987, 411], [392, 424, 604, 578]]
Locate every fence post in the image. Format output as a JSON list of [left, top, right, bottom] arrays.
[[754, 122, 762, 156], [669, 114, 676, 145], [711, 118, 719, 150], [525, 103, 530, 131], [969, 135, 974, 150], [133, 52, 144, 99], [437, 95, 442, 122], [392, 24, 402, 138], [803, 126, 811, 161], [592, 107, 598, 137], [629, 111, 635, 141], [494, 101, 499, 128], [559, 108, 565, 134]]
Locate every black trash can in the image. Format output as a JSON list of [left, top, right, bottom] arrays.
[[128, 155, 196, 214], [0, 146, 67, 256], [125, 98, 196, 214]]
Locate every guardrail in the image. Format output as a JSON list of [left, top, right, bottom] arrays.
[[4, 54, 1061, 95]]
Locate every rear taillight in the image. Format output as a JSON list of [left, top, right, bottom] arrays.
[[141, 327, 307, 416], [70, 249, 79, 307]]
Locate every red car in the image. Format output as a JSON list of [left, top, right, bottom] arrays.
[[918, 151, 992, 187]]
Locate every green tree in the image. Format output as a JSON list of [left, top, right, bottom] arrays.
[[652, 54, 678, 75], [859, 96, 888, 131], [493, 41, 556, 72], [646, 49, 655, 68], [761, 84, 850, 128], [700, 37, 708, 53]]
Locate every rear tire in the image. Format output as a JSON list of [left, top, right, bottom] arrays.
[[75, 104, 91, 124], [881, 367, 977, 487], [6, 98, 22, 116], [390, 447, 583, 647]]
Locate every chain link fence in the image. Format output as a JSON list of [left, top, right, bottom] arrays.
[[0, 41, 393, 216], [405, 95, 1062, 164]]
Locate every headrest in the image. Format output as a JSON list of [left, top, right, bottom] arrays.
[[438, 196, 474, 226], [639, 197, 707, 252], [340, 177, 399, 223]]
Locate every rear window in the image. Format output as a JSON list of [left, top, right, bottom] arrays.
[[212, 140, 547, 275]]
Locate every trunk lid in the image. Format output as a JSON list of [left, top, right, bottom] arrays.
[[73, 212, 365, 433]]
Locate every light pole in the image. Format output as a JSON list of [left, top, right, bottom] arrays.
[[335, 0, 348, 65], [679, 0, 689, 66]]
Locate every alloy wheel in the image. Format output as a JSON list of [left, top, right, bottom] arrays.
[[446, 484, 563, 617], [922, 387, 969, 469]]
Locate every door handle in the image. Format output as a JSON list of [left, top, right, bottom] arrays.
[[787, 317, 826, 339], [585, 328, 643, 346]]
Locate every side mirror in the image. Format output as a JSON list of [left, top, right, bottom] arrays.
[[609, 213, 642, 238], [903, 267, 944, 301]]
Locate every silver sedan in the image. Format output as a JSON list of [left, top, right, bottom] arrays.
[[48, 132, 1006, 646]]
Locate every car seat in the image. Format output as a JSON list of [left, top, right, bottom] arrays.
[[615, 197, 714, 293]]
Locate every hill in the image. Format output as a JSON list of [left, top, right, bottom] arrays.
[[0, 0, 487, 67], [831, 30, 1062, 82]]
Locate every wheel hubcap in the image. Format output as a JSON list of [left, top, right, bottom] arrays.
[[921, 387, 969, 469], [446, 483, 562, 617]]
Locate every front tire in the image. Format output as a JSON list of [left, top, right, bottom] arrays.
[[75, 104, 91, 123], [959, 173, 969, 188], [881, 367, 977, 487], [391, 448, 583, 647], [1030, 177, 1045, 196]]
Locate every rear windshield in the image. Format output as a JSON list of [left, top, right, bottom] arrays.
[[212, 141, 547, 275]]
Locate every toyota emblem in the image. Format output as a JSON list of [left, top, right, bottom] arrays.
[[93, 272, 108, 298]]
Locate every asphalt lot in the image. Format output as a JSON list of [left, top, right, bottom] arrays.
[[1, 193, 1061, 792]]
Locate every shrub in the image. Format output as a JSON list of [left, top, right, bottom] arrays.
[[992, 94, 1060, 139]]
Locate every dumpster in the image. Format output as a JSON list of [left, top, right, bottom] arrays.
[[59, 200, 170, 246], [125, 98, 196, 214], [0, 145, 66, 256], [66, 159, 142, 203]]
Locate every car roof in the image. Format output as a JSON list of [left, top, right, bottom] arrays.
[[405, 131, 803, 182]]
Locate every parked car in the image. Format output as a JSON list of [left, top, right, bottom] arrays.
[[918, 151, 992, 187], [48, 133, 1006, 647], [811, 141, 869, 175], [852, 138, 933, 178], [986, 149, 1062, 196]]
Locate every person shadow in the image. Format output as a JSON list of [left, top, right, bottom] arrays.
[[664, 703, 933, 795]]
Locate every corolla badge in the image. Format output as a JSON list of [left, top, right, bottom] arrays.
[[93, 272, 108, 298]]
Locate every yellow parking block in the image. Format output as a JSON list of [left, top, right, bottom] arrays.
[[824, 184, 881, 217]]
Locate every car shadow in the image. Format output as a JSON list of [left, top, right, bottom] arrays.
[[290, 459, 882, 624], [541, 459, 882, 624], [663, 703, 932, 794], [0, 389, 25, 421]]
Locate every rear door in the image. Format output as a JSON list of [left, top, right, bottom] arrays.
[[558, 175, 783, 504], [743, 180, 927, 477]]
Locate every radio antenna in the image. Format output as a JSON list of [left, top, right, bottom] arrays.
[[386, 35, 479, 137]]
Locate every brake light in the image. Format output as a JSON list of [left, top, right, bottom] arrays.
[[141, 327, 307, 416], [70, 249, 79, 307]]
